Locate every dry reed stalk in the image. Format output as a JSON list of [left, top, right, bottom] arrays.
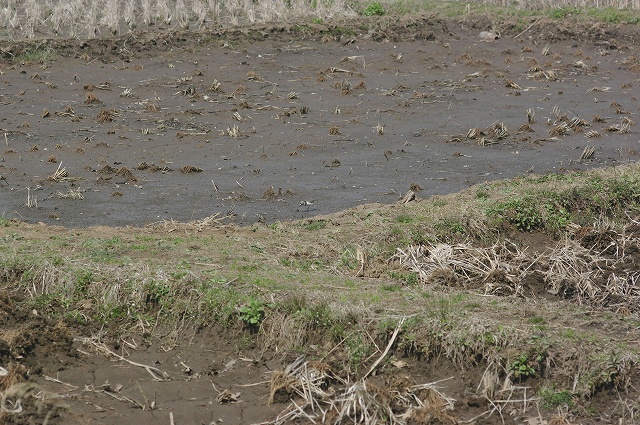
[[56, 188, 85, 200], [580, 146, 595, 160], [78, 337, 169, 381], [22, 187, 37, 209], [47, 163, 81, 182], [146, 213, 227, 233], [396, 242, 526, 294], [96, 109, 116, 123]]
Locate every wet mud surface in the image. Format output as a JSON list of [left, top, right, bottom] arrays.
[[0, 18, 638, 227]]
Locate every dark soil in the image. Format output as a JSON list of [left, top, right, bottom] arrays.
[[1, 15, 639, 425], [0, 15, 638, 227]]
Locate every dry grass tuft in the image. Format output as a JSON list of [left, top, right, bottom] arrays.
[[0, 363, 28, 392], [56, 188, 85, 200], [85, 92, 102, 104], [145, 103, 159, 112], [115, 167, 137, 182], [98, 164, 117, 174], [96, 109, 117, 123], [265, 356, 457, 425], [397, 220, 640, 312], [180, 165, 203, 173], [47, 163, 81, 182], [146, 213, 228, 233]]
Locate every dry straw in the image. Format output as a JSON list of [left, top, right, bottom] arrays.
[[0, 0, 357, 39], [397, 220, 640, 312]]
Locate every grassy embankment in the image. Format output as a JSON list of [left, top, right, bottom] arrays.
[[2, 162, 640, 404]]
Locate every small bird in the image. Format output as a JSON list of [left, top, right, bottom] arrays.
[[479, 31, 500, 42], [298, 200, 316, 212]]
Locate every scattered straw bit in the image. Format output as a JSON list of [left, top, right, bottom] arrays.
[[589, 86, 611, 92], [225, 125, 240, 138], [47, 155, 57, 163], [329, 126, 341, 135], [528, 68, 558, 81], [216, 388, 241, 404], [55, 106, 75, 117], [467, 127, 482, 139], [568, 117, 590, 129], [487, 122, 509, 140], [585, 130, 601, 138], [22, 187, 38, 209], [145, 103, 159, 112], [147, 213, 228, 233], [580, 146, 595, 160], [208, 80, 221, 92], [549, 122, 571, 137], [111, 191, 123, 197], [56, 188, 84, 200], [180, 85, 196, 96], [605, 123, 630, 134], [119, 88, 134, 98], [41, 108, 50, 118], [47, 163, 82, 182], [375, 124, 385, 135], [504, 80, 522, 90], [180, 165, 203, 173], [518, 124, 534, 133]]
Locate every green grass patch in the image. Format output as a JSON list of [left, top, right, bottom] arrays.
[[304, 220, 327, 231], [16, 47, 56, 63]]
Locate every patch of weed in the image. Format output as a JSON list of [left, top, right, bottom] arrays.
[[435, 217, 466, 238], [395, 214, 414, 224], [489, 198, 543, 232], [510, 354, 536, 379], [304, 220, 327, 231], [238, 296, 266, 327], [74, 270, 93, 298], [381, 283, 401, 292], [538, 387, 574, 408], [363, 1, 385, 16], [388, 270, 418, 286], [528, 316, 545, 325], [548, 7, 581, 19], [16, 47, 56, 63], [345, 332, 374, 374]]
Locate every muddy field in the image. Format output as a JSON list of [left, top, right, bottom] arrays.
[[1, 14, 640, 425], [0, 15, 638, 226]]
